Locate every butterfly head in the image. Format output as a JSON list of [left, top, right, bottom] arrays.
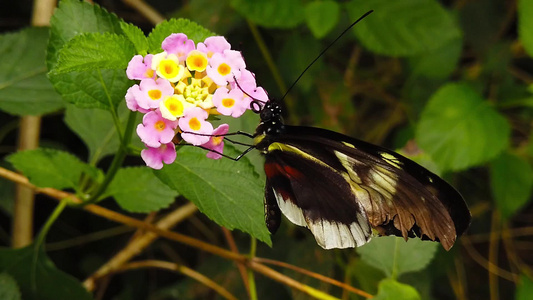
[[251, 99, 285, 141]]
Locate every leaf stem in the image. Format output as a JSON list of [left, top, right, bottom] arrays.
[[34, 199, 68, 250], [248, 238, 258, 300], [83, 110, 137, 205]]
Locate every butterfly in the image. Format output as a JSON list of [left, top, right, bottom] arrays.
[[249, 99, 471, 250]]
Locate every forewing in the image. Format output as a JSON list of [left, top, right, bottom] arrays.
[[264, 149, 372, 249], [274, 126, 471, 251]]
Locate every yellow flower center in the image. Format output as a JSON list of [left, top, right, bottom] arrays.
[[222, 98, 235, 108], [154, 120, 166, 131], [217, 63, 231, 76], [186, 50, 208, 72], [164, 96, 184, 116], [212, 136, 223, 145], [189, 117, 201, 131], [159, 59, 181, 79], [148, 89, 162, 100]]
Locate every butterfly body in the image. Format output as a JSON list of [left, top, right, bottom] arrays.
[[253, 100, 471, 250]]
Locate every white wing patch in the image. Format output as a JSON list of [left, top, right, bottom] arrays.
[[271, 188, 306, 227], [271, 187, 372, 249], [306, 214, 371, 249]]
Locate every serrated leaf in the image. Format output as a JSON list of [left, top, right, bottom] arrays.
[[374, 278, 421, 300], [0, 27, 63, 116], [120, 21, 149, 54], [517, 274, 533, 300], [409, 38, 462, 79], [416, 83, 510, 171], [147, 19, 215, 53], [6, 148, 101, 191], [518, 0, 533, 58], [304, 1, 340, 39], [106, 167, 178, 213], [49, 68, 132, 110], [52, 33, 135, 74], [490, 153, 533, 219], [47, 0, 123, 70], [230, 0, 305, 29], [357, 236, 438, 278], [47, 0, 130, 110], [346, 0, 461, 56], [155, 146, 271, 245], [0, 245, 92, 300], [0, 273, 21, 300], [64, 103, 139, 163]]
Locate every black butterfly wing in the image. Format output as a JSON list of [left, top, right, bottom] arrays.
[[264, 148, 372, 249], [263, 125, 471, 250]]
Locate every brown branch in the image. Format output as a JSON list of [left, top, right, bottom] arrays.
[[0, 167, 360, 299], [222, 227, 250, 296], [462, 236, 518, 282], [254, 257, 373, 299], [84, 203, 198, 290], [488, 211, 500, 300], [118, 260, 238, 300], [122, 0, 165, 24]]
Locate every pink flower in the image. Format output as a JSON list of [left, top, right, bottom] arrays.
[[141, 143, 177, 169], [178, 107, 214, 145], [125, 85, 150, 113], [133, 78, 175, 110], [162, 33, 195, 62], [212, 87, 247, 117], [202, 124, 229, 159], [126, 54, 154, 80], [205, 50, 245, 85], [197, 36, 231, 58], [136, 110, 179, 148]]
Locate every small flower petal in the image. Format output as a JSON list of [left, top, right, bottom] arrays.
[[162, 33, 195, 62], [141, 143, 177, 169], [160, 95, 192, 121], [212, 87, 247, 117], [136, 110, 179, 148], [126, 54, 154, 80], [202, 124, 230, 159], [197, 36, 231, 58], [152, 52, 185, 82], [179, 107, 213, 145], [186, 50, 208, 72]]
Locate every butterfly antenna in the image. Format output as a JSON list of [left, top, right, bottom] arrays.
[[280, 10, 373, 101]]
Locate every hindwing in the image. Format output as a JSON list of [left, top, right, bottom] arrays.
[[262, 125, 471, 251]]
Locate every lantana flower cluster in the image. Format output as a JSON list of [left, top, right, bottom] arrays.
[[125, 33, 268, 169]]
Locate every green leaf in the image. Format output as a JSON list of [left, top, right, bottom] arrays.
[[147, 19, 215, 53], [278, 34, 322, 92], [0, 27, 63, 116], [0, 273, 21, 300], [0, 245, 92, 300], [490, 153, 533, 219], [120, 21, 149, 54], [518, 0, 533, 57], [416, 83, 510, 171], [356, 236, 438, 278], [49, 69, 132, 110], [6, 148, 102, 191], [106, 167, 178, 213], [52, 33, 135, 74], [408, 38, 462, 79], [64, 104, 119, 162], [48, 0, 129, 110], [374, 278, 421, 300], [48, 0, 123, 70], [304, 1, 340, 39], [230, 0, 305, 29], [155, 146, 271, 245], [516, 274, 533, 300], [346, 0, 461, 56]]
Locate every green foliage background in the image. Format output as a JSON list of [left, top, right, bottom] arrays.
[[0, 0, 532, 299]]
